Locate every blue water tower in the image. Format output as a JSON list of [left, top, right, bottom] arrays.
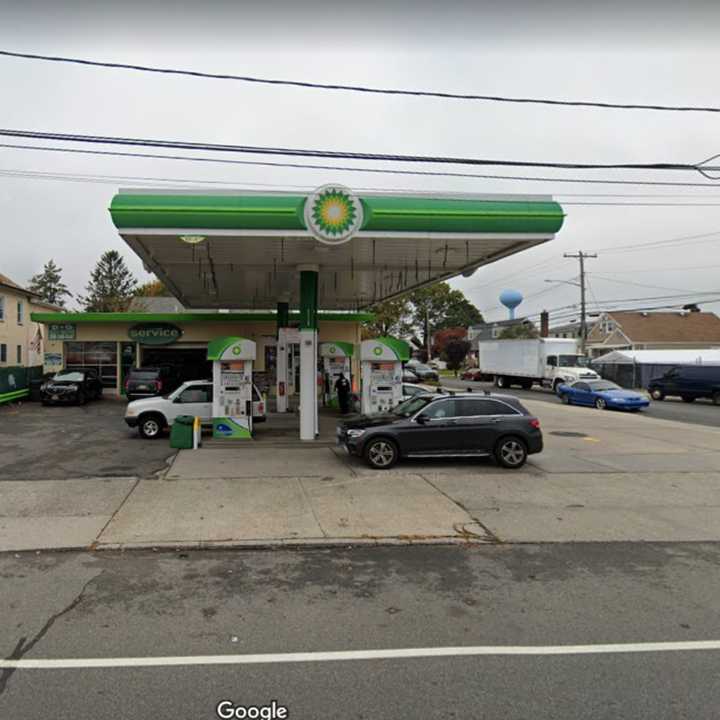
[[499, 289, 523, 320]]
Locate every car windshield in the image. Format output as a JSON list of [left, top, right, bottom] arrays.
[[53, 372, 84, 382], [558, 355, 590, 367], [587, 381, 621, 391], [392, 395, 433, 417]]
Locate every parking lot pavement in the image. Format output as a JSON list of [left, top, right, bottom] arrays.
[[0, 398, 175, 481]]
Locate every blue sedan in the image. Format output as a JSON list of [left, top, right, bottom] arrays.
[[558, 380, 650, 411]]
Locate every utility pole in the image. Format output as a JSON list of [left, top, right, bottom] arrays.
[[563, 251, 597, 354]]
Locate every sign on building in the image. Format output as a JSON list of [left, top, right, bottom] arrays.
[[128, 323, 182, 345], [48, 323, 76, 341]]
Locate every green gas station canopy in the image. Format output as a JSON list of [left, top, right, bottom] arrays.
[[110, 189, 564, 310]]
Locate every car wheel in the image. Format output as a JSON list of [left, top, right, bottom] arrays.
[[595, 398, 607, 410], [495, 376, 506, 389], [139, 414, 164, 439], [713, 392, 720, 406], [553, 380, 564, 396], [494, 436, 528, 469], [650, 387, 665, 401], [681, 396, 695, 403], [363, 438, 398, 470]]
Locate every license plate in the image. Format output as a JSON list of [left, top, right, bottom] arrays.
[[52, 395, 59, 401], [137, 385, 149, 390]]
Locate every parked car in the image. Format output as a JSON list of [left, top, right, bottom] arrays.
[[403, 368, 421, 384], [402, 382, 446, 400], [124, 366, 182, 402], [647, 366, 720, 405], [407, 363, 439, 382], [460, 368, 485, 381], [337, 391, 542, 470], [125, 380, 266, 439], [41, 369, 104, 405], [428, 359, 447, 371], [557, 379, 650, 411]]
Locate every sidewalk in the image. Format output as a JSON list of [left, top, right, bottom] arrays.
[[2, 400, 720, 552]]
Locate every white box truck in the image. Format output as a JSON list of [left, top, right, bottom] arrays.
[[477, 338, 599, 393]]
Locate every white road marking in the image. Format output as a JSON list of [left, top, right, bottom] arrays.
[[3, 641, 720, 669]]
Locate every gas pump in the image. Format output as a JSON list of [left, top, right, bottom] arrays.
[[207, 336, 256, 439], [360, 337, 410, 415], [319, 341, 354, 408]]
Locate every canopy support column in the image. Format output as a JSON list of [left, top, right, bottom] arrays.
[[299, 267, 319, 441], [275, 300, 290, 413]]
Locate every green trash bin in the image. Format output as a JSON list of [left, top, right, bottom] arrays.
[[170, 415, 195, 449]]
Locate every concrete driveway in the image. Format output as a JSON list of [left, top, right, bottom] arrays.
[[0, 397, 174, 481]]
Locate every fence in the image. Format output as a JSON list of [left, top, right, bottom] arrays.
[[0, 366, 43, 404]]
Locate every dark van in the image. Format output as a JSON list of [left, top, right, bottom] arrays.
[[647, 366, 720, 405], [124, 366, 181, 402]]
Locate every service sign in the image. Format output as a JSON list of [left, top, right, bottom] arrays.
[[48, 323, 76, 341], [128, 323, 182, 346]]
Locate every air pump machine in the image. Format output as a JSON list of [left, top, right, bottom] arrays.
[[207, 336, 256, 439], [359, 337, 410, 415], [319, 341, 354, 408]]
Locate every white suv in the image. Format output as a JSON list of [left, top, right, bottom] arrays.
[[124, 379, 266, 439]]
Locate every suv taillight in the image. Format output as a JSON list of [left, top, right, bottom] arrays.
[[530, 418, 540, 429], [155, 380, 163, 391], [124, 378, 130, 391]]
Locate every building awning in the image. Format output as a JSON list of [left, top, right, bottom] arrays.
[[109, 188, 565, 310]]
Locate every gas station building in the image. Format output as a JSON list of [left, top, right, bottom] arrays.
[[32, 186, 564, 441]]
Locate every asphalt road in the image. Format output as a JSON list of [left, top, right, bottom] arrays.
[[442, 378, 720, 429], [0, 398, 174, 481], [3, 543, 720, 719]]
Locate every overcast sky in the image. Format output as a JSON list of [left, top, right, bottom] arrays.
[[2, 0, 720, 323]]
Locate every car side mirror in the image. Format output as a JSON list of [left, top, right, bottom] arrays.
[[416, 414, 430, 424]]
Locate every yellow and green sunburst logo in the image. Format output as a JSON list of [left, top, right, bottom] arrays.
[[305, 184, 363, 244]]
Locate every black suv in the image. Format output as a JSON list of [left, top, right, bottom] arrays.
[[648, 365, 720, 404], [337, 391, 542, 470], [124, 366, 181, 402]]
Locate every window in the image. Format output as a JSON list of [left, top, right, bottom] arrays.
[[16, 345, 21, 364], [0, 344, 6, 363], [0, 295, 4, 321], [65, 341, 118, 388], [422, 399, 456, 419], [17, 300, 23, 325], [457, 398, 520, 416], [177, 386, 212, 403], [574, 382, 590, 391]]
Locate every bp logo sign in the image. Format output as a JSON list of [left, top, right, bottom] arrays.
[[304, 184, 363, 244], [373, 346, 383, 356], [128, 323, 182, 345]]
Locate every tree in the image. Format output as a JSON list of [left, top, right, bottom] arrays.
[[81, 250, 137, 312], [134, 278, 169, 297], [444, 339, 471, 375], [499, 322, 538, 339], [432, 327, 467, 358], [27, 259, 72, 307], [406, 283, 483, 354], [362, 297, 412, 339]]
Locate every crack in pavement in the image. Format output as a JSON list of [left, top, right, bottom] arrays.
[[0, 573, 98, 696]]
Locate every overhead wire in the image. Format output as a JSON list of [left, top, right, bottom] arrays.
[[3, 142, 720, 189], [1, 128, 719, 173], [3, 49, 720, 114]]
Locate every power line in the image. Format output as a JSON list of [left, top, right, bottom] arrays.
[[596, 230, 720, 254], [1, 128, 718, 173], [3, 142, 720, 189], [3, 48, 720, 114], [589, 274, 695, 294]]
